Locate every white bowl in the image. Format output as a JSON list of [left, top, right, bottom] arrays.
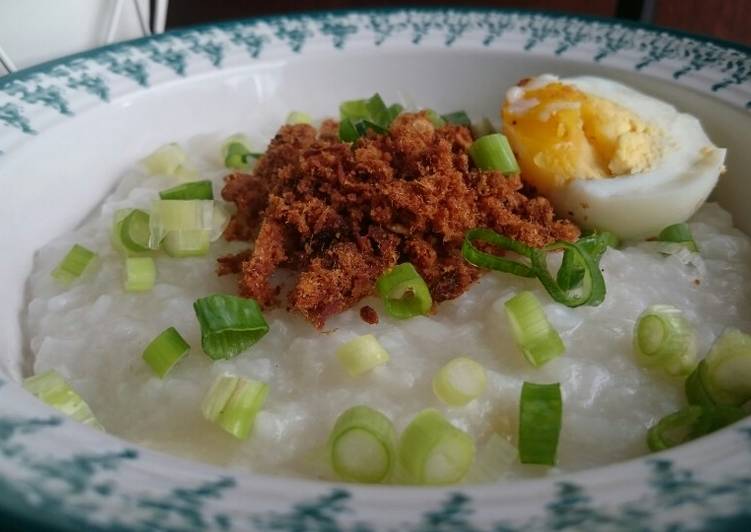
[[1, 9, 750, 531]]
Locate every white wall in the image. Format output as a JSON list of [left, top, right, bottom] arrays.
[[0, 0, 151, 74]]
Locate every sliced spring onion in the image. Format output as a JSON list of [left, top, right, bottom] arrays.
[[286, 111, 313, 125], [159, 180, 214, 201], [462, 228, 607, 308], [210, 202, 230, 241], [201, 374, 268, 439], [361, 95, 390, 125], [162, 229, 211, 257], [399, 409, 475, 485], [124, 256, 156, 292], [440, 111, 471, 125], [142, 326, 190, 378], [142, 144, 197, 179], [148, 199, 214, 248], [556, 231, 618, 291], [51, 244, 96, 284], [387, 103, 403, 122], [120, 209, 152, 254], [469, 133, 520, 175], [685, 360, 716, 408], [518, 382, 562, 465], [703, 328, 751, 406], [423, 109, 446, 128], [375, 263, 432, 319], [646, 405, 744, 452], [464, 433, 518, 484], [658, 223, 698, 253], [111, 208, 132, 254], [432, 357, 487, 406], [24, 370, 102, 430], [193, 294, 270, 360], [535, 240, 607, 307], [338, 118, 360, 142], [221, 134, 255, 169], [470, 117, 496, 138], [505, 292, 565, 367], [461, 228, 538, 278], [647, 406, 702, 452], [689, 405, 745, 439], [142, 143, 187, 176], [336, 334, 390, 376], [329, 405, 397, 483], [338, 93, 402, 141], [633, 305, 697, 376]]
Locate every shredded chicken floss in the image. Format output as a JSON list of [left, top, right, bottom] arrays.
[[219, 112, 579, 328]]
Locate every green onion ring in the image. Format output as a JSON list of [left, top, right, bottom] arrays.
[[461, 228, 538, 278]]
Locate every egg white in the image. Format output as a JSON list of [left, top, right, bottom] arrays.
[[539, 76, 726, 240]]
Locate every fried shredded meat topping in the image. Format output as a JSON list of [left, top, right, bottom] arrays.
[[220, 112, 579, 328]]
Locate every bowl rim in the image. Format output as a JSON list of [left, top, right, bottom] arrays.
[[2, 5, 750, 91], [1, 6, 750, 531]]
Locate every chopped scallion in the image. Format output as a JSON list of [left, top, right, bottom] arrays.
[[162, 229, 210, 257], [399, 409, 475, 485], [124, 257, 156, 292], [703, 328, 751, 406], [148, 199, 215, 248], [423, 109, 446, 128], [24, 370, 102, 430], [658, 223, 698, 253], [221, 134, 254, 169], [193, 294, 270, 360], [432, 357, 487, 406], [336, 335, 390, 376], [647, 405, 744, 452], [375, 263, 432, 319], [159, 180, 214, 201], [556, 231, 618, 291], [518, 382, 562, 465], [685, 360, 716, 408], [338, 93, 402, 141], [461, 228, 538, 278], [633, 305, 697, 376], [286, 111, 313, 125], [142, 327, 190, 378], [505, 292, 565, 367], [440, 111, 471, 125], [120, 209, 152, 253], [142, 143, 188, 176], [329, 405, 397, 483], [647, 406, 702, 452], [462, 228, 607, 307], [111, 209, 132, 254], [201, 374, 268, 439], [51, 244, 96, 285], [469, 133, 520, 175]]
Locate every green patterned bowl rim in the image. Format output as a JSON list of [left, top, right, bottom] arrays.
[[1, 7, 750, 531]]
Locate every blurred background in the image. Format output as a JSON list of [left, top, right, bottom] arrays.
[[1, 0, 749, 75]]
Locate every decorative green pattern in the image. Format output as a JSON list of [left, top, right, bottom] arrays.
[[0, 370, 750, 530], [95, 50, 149, 87], [0, 102, 35, 134], [3, 80, 72, 115], [1, 9, 749, 141], [225, 22, 269, 59]]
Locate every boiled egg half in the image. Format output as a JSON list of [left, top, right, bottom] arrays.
[[501, 75, 726, 239]]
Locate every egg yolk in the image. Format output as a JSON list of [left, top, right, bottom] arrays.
[[501, 82, 662, 195]]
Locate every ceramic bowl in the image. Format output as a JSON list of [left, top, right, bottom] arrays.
[[1, 8, 750, 531]]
